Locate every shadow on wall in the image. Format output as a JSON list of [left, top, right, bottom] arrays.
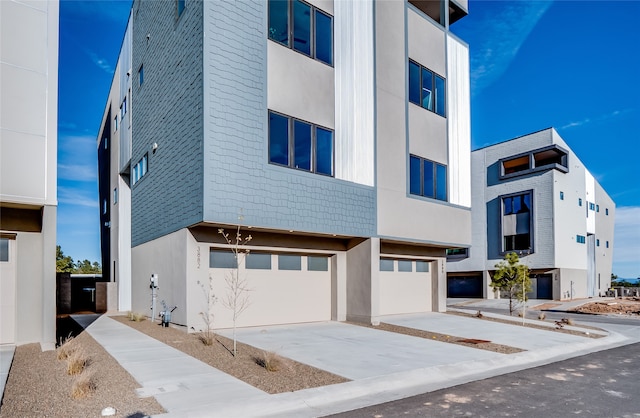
[[486, 198, 501, 261]]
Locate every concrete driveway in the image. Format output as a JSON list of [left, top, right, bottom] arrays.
[[382, 312, 592, 350], [217, 321, 501, 380]]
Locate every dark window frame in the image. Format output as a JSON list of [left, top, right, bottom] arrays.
[[408, 59, 446, 117], [576, 235, 586, 244], [267, 0, 334, 66], [446, 248, 469, 260], [499, 144, 569, 180], [268, 110, 334, 177], [409, 154, 447, 202], [499, 190, 534, 255], [176, 0, 186, 18]]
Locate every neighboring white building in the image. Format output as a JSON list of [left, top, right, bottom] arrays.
[[447, 128, 615, 300], [0, 0, 59, 348], [98, 0, 472, 330]]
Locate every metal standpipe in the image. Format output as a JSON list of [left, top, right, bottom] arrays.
[[150, 274, 159, 322]]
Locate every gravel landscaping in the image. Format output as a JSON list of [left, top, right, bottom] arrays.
[[0, 331, 164, 418]]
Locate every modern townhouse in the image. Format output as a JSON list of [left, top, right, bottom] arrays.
[[447, 128, 615, 300], [98, 0, 472, 330], [0, 0, 59, 347]]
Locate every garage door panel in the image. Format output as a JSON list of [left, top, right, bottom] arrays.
[[379, 272, 432, 315]]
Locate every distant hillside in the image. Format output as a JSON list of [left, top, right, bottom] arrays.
[[612, 278, 640, 285]]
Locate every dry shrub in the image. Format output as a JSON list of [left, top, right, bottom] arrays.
[[255, 351, 283, 372], [67, 348, 90, 375], [561, 317, 575, 326], [538, 312, 547, 321], [71, 371, 96, 399], [197, 331, 215, 346], [57, 335, 75, 361], [127, 311, 146, 322], [475, 310, 483, 318]]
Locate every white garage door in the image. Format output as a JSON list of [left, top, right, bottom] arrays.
[[210, 251, 331, 329], [0, 236, 16, 344], [379, 258, 433, 315]]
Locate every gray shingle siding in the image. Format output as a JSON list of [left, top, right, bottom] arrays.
[[131, 0, 204, 246], [201, 0, 376, 236]]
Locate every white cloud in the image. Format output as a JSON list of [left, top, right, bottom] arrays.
[[87, 51, 113, 74], [613, 206, 640, 278], [467, 2, 552, 93], [58, 186, 98, 208], [559, 108, 635, 131], [59, 163, 97, 182]]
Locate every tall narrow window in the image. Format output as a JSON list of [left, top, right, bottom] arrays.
[[113, 188, 118, 205], [0, 238, 8, 262], [315, 127, 333, 176], [293, 0, 311, 55], [421, 67, 433, 110], [502, 191, 532, 252], [434, 75, 446, 117], [268, 0, 289, 45], [408, 61, 421, 105], [315, 10, 333, 65], [293, 120, 312, 170], [138, 64, 144, 86], [269, 112, 289, 166], [177, 0, 185, 17]]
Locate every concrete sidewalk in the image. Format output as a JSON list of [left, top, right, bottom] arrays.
[[81, 309, 635, 418]]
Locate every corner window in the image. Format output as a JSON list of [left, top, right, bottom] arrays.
[[408, 0, 445, 26], [576, 235, 586, 244], [132, 154, 148, 185], [408, 60, 446, 117], [409, 155, 447, 201], [501, 191, 533, 253], [268, 0, 333, 66], [176, 0, 185, 18], [499, 145, 568, 179], [268, 111, 334, 176]]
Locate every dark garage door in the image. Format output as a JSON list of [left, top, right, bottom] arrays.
[[448, 275, 483, 298]]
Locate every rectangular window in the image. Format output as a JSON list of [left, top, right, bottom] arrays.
[[246, 253, 272, 270], [606, 208, 609, 216], [446, 248, 469, 259], [210, 250, 237, 268], [409, 154, 447, 201], [176, 0, 185, 17], [0, 238, 9, 262], [113, 188, 118, 205], [113, 115, 118, 132], [596, 204, 599, 212], [578, 198, 582, 207], [138, 64, 144, 86], [589, 202, 595, 211], [102, 199, 107, 215], [398, 260, 413, 272], [268, 111, 333, 176], [268, 0, 333, 66], [560, 191, 564, 200], [408, 60, 446, 117], [606, 241, 609, 248], [379, 258, 394, 272], [415, 260, 430, 272], [576, 235, 586, 244], [132, 154, 148, 185], [501, 191, 532, 253], [278, 254, 301, 270], [308, 256, 329, 271], [596, 239, 600, 247], [120, 97, 127, 119]]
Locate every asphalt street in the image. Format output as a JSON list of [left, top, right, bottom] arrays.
[[328, 342, 640, 417]]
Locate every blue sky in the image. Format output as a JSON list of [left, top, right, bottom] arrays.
[[57, 0, 639, 277]]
